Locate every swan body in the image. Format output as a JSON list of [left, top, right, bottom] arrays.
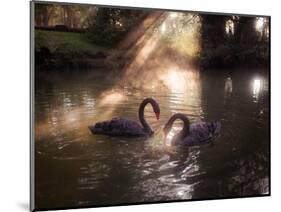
[[89, 98, 160, 137], [89, 117, 147, 136], [164, 113, 221, 147]]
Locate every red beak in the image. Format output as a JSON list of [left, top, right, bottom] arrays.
[[156, 112, 160, 120]]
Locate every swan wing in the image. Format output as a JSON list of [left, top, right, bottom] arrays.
[[183, 122, 221, 146], [92, 118, 145, 136]]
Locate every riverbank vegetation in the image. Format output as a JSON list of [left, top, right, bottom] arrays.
[[35, 30, 125, 70], [34, 3, 269, 71]]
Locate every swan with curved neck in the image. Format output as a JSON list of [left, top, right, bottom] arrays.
[[163, 113, 220, 146], [89, 98, 160, 137]]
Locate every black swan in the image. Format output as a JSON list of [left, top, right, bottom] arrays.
[[88, 98, 160, 137], [163, 113, 221, 147]]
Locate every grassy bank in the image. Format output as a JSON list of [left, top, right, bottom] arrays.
[[35, 30, 124, 70], [35, 30, 107, 54]]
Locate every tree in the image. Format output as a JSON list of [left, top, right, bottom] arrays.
[[86, 7, 146, 47], [35, 4, 56, 26]]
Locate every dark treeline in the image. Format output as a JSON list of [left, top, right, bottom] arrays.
[[200, 15, 269, 68], [34, 3, 269, 70], [86, 7, 147, 47], [34, 3, 97, 28]]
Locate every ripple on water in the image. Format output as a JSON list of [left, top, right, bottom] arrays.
[[35, 71, 269, 206], [78, 162, 111, 191], [158, 161, 179, 171]]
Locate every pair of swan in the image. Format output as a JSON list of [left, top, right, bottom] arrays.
[[88, 98, 220, 146]]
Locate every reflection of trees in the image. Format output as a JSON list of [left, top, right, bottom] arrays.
[[196, 72, 269, 198], [227, 151, 269, 195]]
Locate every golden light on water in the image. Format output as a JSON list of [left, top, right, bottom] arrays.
[[169, 12, 178, 19], [35, 106, 94, 142], [160, 69, 187, 93], [35, 90, 127, 142], [159, 68, 201, 94], [161, 22, 166, 33], [160, 68, 203, 146], [99, 90, 126, 106], [165, 127, 177, 146]]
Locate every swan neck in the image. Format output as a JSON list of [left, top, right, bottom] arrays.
[[169, 114, 190, 138], [139, 100, 153, 133]]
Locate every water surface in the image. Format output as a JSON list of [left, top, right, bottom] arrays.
[[34, 69, 269, 209]]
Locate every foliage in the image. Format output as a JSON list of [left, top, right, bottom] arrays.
[[199, 15, 269, 68], [35, 3, 97, 28], [86, 7, 145, 47], [34, 3, 269, 69]]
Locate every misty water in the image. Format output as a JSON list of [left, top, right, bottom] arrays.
[[34, 69, 269, 209]]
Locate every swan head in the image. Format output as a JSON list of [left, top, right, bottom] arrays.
[[155, 111, 160, 120], [151, 99, 160, 120]]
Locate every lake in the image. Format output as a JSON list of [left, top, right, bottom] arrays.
[[34, 69, 269, 209]]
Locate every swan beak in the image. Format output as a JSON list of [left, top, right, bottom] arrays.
[[156, 112, 160, 120]]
